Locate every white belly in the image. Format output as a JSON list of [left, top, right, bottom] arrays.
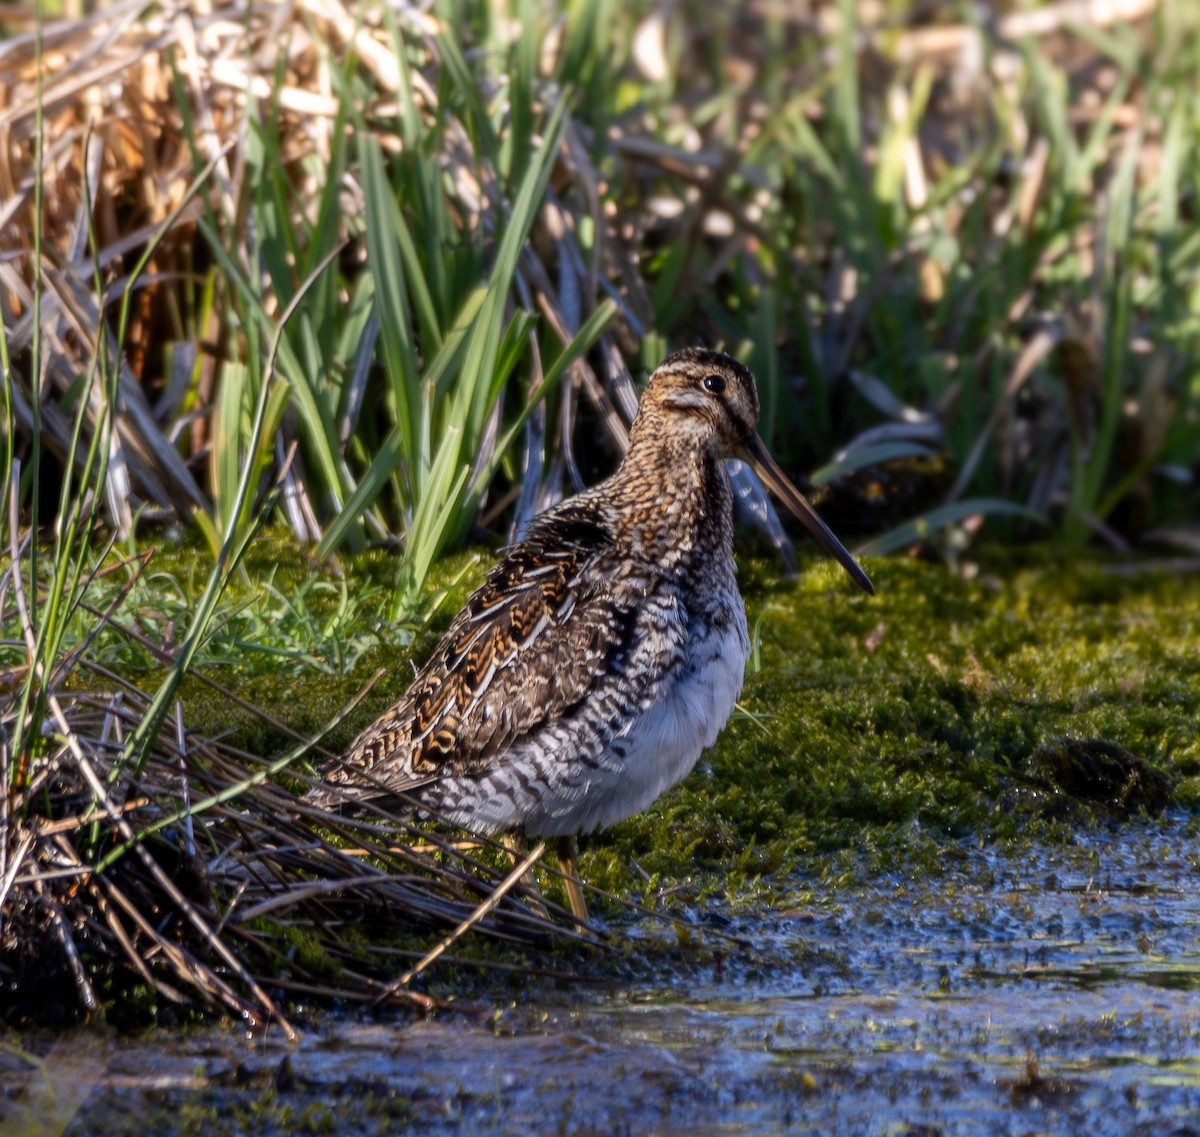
[[525, 605, 750, 836]]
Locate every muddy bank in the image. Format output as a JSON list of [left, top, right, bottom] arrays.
[[5, 815, 1197, 1137]]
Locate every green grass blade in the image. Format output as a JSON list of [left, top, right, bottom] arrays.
[[360, 135, 421, 484], [810, 442, 937, 488], [861, 500, 1046, 557]]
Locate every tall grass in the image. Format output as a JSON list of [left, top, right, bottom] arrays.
[[558, 0, 1200, 549], [175, 8, 620, 609], [6, 1, 1197, 578]]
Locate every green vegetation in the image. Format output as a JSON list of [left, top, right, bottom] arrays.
[[3, 1, 1198, 586], [149, 539, 1196, 909], [3, 0, 1199, 1022]]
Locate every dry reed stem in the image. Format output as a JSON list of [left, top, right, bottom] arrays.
[[376, 839, 547, 1003]]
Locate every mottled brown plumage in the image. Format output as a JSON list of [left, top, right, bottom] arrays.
[[308, 349, 873, 913]]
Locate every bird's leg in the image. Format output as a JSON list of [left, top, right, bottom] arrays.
[[556, 834, 589, 929], [502, 832, 549, 920]]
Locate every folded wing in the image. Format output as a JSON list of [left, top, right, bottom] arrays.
[[308, 507, 687, 808]]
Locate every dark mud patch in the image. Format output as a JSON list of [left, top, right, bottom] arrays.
[[1020, 736, 1174, 819]]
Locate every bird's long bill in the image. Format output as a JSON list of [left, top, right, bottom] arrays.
[[741, 433, 875, 595]]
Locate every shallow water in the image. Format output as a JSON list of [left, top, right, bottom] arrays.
[[6, 817, 1200, 1137]]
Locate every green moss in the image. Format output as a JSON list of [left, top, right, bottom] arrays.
[[584, 546, 1199, 896], [110, 534, 1200, 907], [67, 1083, 413, 1137], [141, 533, 490, 762]]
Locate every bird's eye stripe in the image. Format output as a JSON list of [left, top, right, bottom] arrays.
[[702, 374, 727, 394]]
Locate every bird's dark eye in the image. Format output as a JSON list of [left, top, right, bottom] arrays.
[[702, 374, 727, 395]]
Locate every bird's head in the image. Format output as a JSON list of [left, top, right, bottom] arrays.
[[637, 347, 761, 457], [634, 348, 874, 594]]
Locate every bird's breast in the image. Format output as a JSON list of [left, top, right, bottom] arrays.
[[525, 584, 750, 836], [630, 591, 749, 759]]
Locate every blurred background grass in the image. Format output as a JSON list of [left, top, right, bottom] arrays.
[[3, 0, 1197, 599]]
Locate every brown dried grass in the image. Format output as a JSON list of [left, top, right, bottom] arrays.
[[0, 541, 596, 1033]]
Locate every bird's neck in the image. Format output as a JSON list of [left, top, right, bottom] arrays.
[[606, 431, 733, 572]]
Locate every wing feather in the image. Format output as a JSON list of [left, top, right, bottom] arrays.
[[309, 507, 685, 807]]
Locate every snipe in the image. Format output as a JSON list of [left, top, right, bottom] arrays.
[[308, 349, 874, 923]]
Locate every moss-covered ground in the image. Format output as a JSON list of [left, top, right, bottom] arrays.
[[8, 536, 1199, 1110], [142, 533, 1200, 916], [589, 547, 1199, 902]]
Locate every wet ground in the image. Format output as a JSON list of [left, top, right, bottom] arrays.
[[5, 816, 1199, 1137]]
